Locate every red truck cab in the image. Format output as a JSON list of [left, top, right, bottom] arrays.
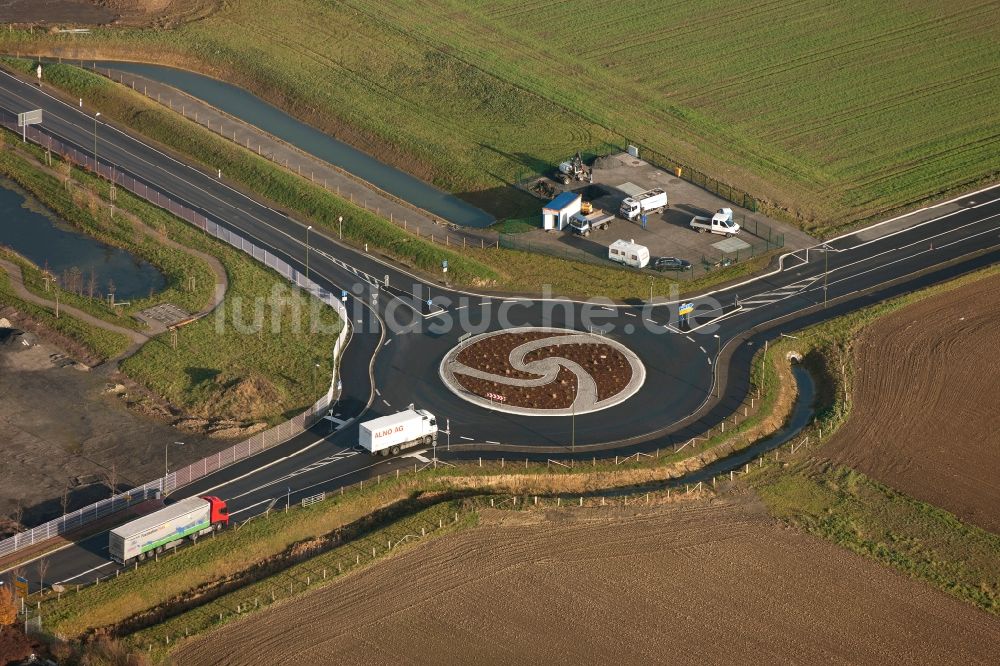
[[203, 496, 230, 526]]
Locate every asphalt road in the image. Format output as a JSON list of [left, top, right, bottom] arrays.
[[1, 68, 999, 589]]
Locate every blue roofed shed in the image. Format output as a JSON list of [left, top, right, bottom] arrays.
[[542, 192, 582, 231]]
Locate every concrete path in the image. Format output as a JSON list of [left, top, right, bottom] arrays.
[[0, 257, 148, 357]]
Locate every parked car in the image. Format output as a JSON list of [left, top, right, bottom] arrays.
[[651, 256, 692, 272]]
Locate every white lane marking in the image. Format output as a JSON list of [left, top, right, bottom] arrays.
[[196, 433, 347, 497], [459, 436, 474, 441], [227, 448, 360, 500], [699, 346, 706, 354], [812, 224, 1000, 294], [56, 561, 115, 584], [229, 497, 279, 517], [600, 306, 614, 311], [382, 399, 391, 407], [707, 358, 712, 365], [383, 338, 392, 347], [624, 312, 637, 317], [664, 324, 682, 333], [685, 335, 694, 342], [375, 388, 381, 396], [486, 440, 500, 445], [645, 318, 657, 324], [972, 195, 1000, 208]]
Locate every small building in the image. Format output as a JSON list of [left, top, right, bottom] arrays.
[[542, 191, 582, 231]]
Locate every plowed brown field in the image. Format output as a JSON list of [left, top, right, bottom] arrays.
[[174, 501, 999, 665], [824, 273, 1000, 533]]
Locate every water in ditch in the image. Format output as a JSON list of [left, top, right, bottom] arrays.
[[0, 178, 166, 300], [90, 61, 496, 228]]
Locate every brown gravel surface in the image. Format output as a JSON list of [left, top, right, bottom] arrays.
[[455, 365, 577, 409], [524, 342, 631, 400], [174, 500, 1000, 665], [824, 274, 1000, 533], [456, 331, 556, 380]]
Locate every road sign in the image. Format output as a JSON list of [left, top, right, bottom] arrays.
[[17, 109, 42, 127], [341, 290, 348, 302], [14, 576, 28, 599], [678, 302, 695, 316], [442, 260, 448, 273], [17, 109, 42, 143]]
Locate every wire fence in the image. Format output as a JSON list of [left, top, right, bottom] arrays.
[[0, 116, 351, 559]]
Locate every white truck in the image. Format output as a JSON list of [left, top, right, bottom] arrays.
[[608, 239, 650, 268], [690, 207, 741, 236], [619, 188, 667, 221], [109, 495, 229, 564], [359, 408, 438, 456], [568, 209, 614, 236]]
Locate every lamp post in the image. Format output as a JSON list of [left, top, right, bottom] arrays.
[[571, 401, 576, 452], [93, 112, 101, 174], [824, 244, 829, 308], [305, 225, 313, 282], [338, 215, 343, 240], [713, 334, 721, 398], [165, 441, 184, 477]]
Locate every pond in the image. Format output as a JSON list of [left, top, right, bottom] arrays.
[[0, 178, 166, 301]]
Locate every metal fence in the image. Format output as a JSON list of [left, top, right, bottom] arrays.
[[0, 117, 351, 559]]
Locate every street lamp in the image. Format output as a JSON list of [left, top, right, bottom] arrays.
[[305, 225, 313, 282], [713, 334, 721, 398], [93, 112, 101, 174], [165, 441, 184, 477], [338, 215, 343, 240]]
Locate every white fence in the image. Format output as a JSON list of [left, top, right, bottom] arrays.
[[0, 115, 352, 558]]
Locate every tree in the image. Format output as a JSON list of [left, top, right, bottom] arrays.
[[37, 558, 49, 594], [0, 584, 16, 626]]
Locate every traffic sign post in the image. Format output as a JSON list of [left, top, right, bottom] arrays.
[[341, 290, 348, 303], [442, 260, 448, 274], [17, 109, 42, 143], [678, 302, 694, 327]]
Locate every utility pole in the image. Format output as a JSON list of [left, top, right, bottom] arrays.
[[571, 401, 576, 452], [714, 334, 721, 398], [824, 244, 829, 308], [305, 225, 313, 282], [93, 112, 100, 174]]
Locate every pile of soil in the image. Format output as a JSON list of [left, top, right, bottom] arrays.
[[456, 332, 558, 379], [0, 306, 102, 367], [194, 373, 283, 423], [593, 155, 623, 170], [524, 342, 631, 401], [455, 367, 577, 409]]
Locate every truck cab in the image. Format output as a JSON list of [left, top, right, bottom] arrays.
[[691, 207, 741, 236]]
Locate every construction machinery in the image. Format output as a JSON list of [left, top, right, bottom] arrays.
[[556, 152, 593, 185]]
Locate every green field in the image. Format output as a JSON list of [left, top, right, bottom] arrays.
[[4, 0, 998, 230]]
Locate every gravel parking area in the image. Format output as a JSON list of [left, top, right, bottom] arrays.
[[520, 153, 816, 271]]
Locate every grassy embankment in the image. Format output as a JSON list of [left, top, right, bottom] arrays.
[[0, 58, 776, 300], [3, 0, 998, 230], [0, 132, 340, 424], [745, 264, 1000, 614]]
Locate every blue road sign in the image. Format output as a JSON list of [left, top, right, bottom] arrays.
[[679, 302, 695, 316], [341, 290, 348, 302]]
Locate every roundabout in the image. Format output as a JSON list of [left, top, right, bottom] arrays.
[[439, 327, 646, 416]]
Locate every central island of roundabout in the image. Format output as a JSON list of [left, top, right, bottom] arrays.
[[439, 327, 646, 416]]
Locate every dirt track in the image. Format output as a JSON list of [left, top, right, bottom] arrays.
[[824, 273, 1000, 533], [174, 500, 999, 665]]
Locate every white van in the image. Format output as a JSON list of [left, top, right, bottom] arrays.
[[608, 239, 650, 268]]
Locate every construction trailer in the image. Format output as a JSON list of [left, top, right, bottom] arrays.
[[542, 191, 582, 231]]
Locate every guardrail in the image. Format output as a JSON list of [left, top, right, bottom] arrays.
[[0, 115, 351, 559]]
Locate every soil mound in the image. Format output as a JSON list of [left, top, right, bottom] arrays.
[[197, 373, 283, 423], [593, 155, 623, 170]]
